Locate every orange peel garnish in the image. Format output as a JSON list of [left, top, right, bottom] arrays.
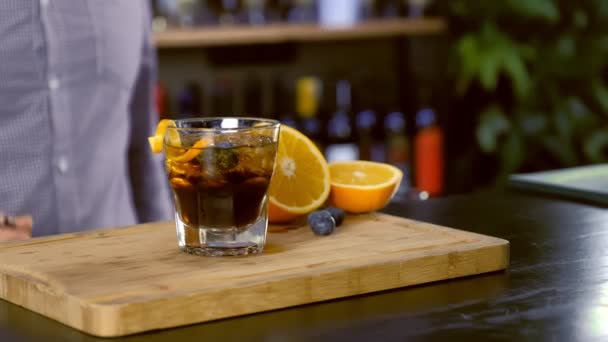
[[172, 137, 213, 163], [149, 119, 181, 154]]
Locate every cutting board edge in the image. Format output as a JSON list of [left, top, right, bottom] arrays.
[[0, 270, 83, 334], [15, 238, 510, 338]]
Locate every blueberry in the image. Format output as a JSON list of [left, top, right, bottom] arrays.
[[307, 210, 336, 236], [326, 207, 345, 226]]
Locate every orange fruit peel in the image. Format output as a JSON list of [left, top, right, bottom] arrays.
[[148, 135, 164, 154], [268, 126, 330, 223], [172, 137, 213, 163], [328, 161, 403, 213], [149, 119, 181, 154], [155, 119, 173, 136]]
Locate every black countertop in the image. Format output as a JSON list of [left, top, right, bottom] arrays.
[[1, 190, 607, 341]]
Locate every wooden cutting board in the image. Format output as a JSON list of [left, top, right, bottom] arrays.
[[0, 213, 509, 337]]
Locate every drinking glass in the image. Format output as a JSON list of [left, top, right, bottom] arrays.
[[163, 118, 280, 256]]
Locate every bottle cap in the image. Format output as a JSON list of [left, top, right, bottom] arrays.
[[356, 110, 377, 130], [302, 117, 322, 136], [416, 108, 436, 128], [336, 80, 351, 111], [385, 111, 406, 132], [328, 112, 352, 138]]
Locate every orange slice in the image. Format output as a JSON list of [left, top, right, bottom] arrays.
[[328, 161, 403, 213], [268, 126, 330, 223]]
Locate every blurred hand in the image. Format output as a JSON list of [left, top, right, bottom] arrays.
[[0, 215, 32, 241]]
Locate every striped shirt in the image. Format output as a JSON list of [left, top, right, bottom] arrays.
[[0, 0, 172, 236]]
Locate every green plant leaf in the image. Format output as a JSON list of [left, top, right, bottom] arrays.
[[502, 48, 531, 100], [478, 49, 500, 91], [476, 106, 511, 153], [573, 9, 589, 29], [555, 35, 576, 60], [456, 34, 479, 94], [498, 130, 525, 183], [593, 83, 608, 114], [457, 34, 476, 58], [478, 21, 507, 91], [518, 44, 537, 61], [446, 0, 607, 179], [506, 0, 559, 22], [592, 0, 608, 19], [583, 129, 608, 162]]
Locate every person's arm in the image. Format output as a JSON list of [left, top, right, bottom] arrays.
[[127, 7, 173, 223]]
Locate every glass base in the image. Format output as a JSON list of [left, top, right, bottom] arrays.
[[175, 213, 268, 257]]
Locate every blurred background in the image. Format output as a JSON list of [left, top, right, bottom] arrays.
[[151, 0, 608, 198]]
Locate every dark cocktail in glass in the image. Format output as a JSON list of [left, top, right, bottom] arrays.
[[163, 118, 280, 256]]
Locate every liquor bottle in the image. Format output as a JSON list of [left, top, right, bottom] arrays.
[[152, 0, 181, 29], [151, 0, 165, 18], [414, 89, 443, 196], [355, 110, 375, 161], [405, 0, 431, 18], [273, 76, 299, 129], [295, 76, 324, 149], [262, 0, 282, 23], [354, 85, 382, 162], [243, 74, 264, 116], [151, 0, 169, 31], [360, 0, 377, 20], [384, 108, 410, 199], [177, 81, 203, 119], [240, 0, 269, 25], [197, 0, 218, 26], [175, 0, 199, 27], [169, 0, 216, 27], [271, 0, 292, 22], [210, 75, 235, 116], [377, 0, 402, 18], [155, 82, 171, 121], [213, 0, 242, 25], [325, 80, 358, 162], [287, 0, 317, 23]]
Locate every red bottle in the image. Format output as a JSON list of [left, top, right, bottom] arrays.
[[414, 107, 443, 196], [155, 82, 169, 121]]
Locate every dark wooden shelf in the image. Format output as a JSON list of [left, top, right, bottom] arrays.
[[154, 18, 446, 48]]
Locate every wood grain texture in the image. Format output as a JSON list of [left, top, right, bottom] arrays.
[[153, 18, 447, 48], [0, 213, 508, 337]]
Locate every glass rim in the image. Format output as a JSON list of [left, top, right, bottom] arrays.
[[167, 117, 281, 133]]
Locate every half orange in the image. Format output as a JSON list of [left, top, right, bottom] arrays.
[[268, 126, 331, 223], [329, 161, 403, 213]]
